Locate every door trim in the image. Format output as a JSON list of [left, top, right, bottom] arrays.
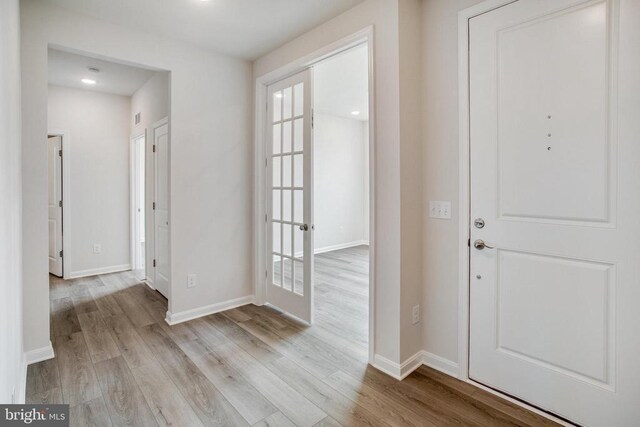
[[457, 2, 573, 425], [253, 26, 376, 363], [48, 128, 71, 279], [130, 131, 146, 280]]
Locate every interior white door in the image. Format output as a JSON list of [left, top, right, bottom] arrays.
[[266, 69, 314, 323], [469, 0, 640, 425], [153, 120, 169, 298], [48, 135, 63, 277]]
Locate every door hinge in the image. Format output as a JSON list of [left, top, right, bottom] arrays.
[[58, 149, 62, 157], [59, 250, 63, 258], [265, 158, 268, 168], [153, 202, 156, 210], [153, 145, 156, 153], [265, 213, 267, 223], [265, 270, 268, 278], [58, 200, 62, 208], [467, 238, 471, 247], [311, 109, 314, 128], [153, 259, 156, 267]]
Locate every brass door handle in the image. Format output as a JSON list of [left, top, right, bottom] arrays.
[[299, 224, 309, 231], [474, 239, 494, 250]]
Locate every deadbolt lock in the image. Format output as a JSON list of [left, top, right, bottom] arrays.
[[474, 218, 485, 229]]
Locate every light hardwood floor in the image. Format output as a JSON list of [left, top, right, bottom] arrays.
[[28, 246, 558, 426]]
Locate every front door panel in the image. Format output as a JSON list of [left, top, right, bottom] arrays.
[[469, 0, 640, 425]]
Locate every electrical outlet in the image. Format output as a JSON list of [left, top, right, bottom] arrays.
[[93, 244, 102, 254], [429, 201, 451, 219], [412, 305, 420, 324], [187, 274, 197, 288]]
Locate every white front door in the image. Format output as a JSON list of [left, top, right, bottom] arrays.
[[469, 0, 640, 425], [266, 69, 314, 323], [48, 135, 63, 277], [153, 120, 170, 298]]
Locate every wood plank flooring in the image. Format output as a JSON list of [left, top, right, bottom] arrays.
[[28, 246, 558, 426]]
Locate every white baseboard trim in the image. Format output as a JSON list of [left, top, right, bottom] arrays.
[[314, 240, 369, 255], [165, 295, 255, 325], [25, 341, 55, 365], [68, 264, 131, 279], [421, 350, 460, 377], [144, 279, 154, 290], [372, 350, 459, 381]]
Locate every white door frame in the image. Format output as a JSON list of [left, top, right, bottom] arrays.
[[458, 1, 572, 425], [253, 26, 376, 363], [48, 129, 71, 279], [130, 131, 146, 278]]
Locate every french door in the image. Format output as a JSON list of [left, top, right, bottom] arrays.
[[266, 69, 314, 323], [469, 0, 640, 425]]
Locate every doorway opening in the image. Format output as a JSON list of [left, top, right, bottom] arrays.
[[46, 47, 170, 302], [312, 44, 370, 359], [260, 35, 373, 363]]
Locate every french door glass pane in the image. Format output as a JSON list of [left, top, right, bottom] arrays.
[[294, 119, 304, 152], [282, 155, 292, 187], [272, 222, 281, 254], [272, 157, 281, 187], [293, 190, 303, 224], [283, 224, 292, 256], [273, 124, 281, 155], [283, 121, 292, 153], [283, 258, 293, 291], [294, 154, 303, 187], [283, 87, 292, 120], [273, 91, 282, 122], [282, 189, 291, 222], [293, 260, 304, 295], [272, 190, 281, 220], [294, 226, 303, 260], [273, 255, 282, 287], [294, 83, 304, 117]]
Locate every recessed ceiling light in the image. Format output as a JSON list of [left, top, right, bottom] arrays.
[[81, 78, 97, 85], [351, 111, 360, 116]]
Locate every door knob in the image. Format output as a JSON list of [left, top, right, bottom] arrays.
[[299, 224, 309, 231], [474, 239, 494, 250]]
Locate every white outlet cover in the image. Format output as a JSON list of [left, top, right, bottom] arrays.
[[187, 274, 197, 288]]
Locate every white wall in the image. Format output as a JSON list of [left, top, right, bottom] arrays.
[[21, 0, 252, 352], [421, 0, 484, 367], [314, 113, 368, 251], [48, 85, 132, 277], [255, 0, 424, 366], [130, 72, 170, 281], [0, 0, 25, 404]]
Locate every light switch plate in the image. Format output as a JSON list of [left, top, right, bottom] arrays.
[[429, 201, 451, 219], [187, 274, 197, 288]]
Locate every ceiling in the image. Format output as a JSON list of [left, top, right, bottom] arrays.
[[48, 48, 156, 96], [43, 0, 365, 60], [314, 44, 369, 121]]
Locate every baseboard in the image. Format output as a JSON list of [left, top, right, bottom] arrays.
[[372, 350, 459, 381], [314, 240, 369, 255], [68, 264, 131, 279], [165, 295, 255, 325], [144, 279, 154, 290], [421, 350, 459, 377], [25, 341, 55, 365]]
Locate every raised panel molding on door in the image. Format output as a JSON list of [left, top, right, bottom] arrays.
[[266, 69, 314, 323], [468, 0, 640, 425]]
